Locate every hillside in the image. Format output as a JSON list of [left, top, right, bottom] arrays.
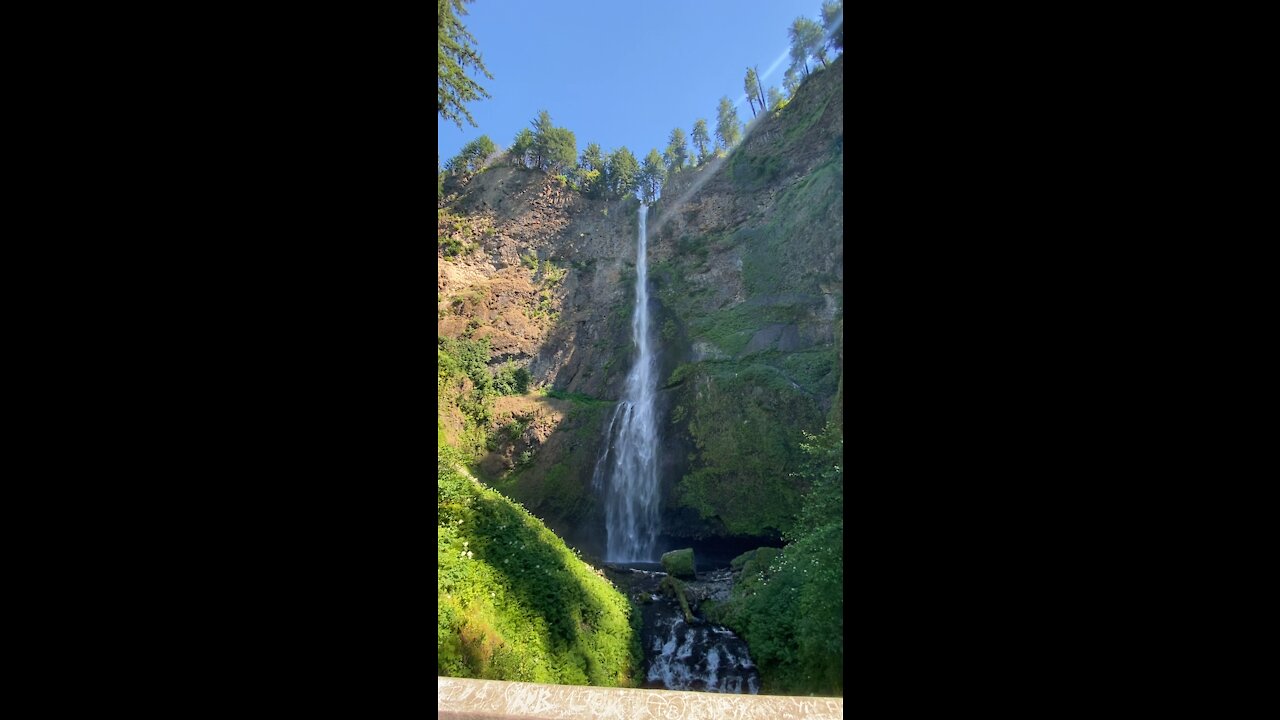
[[438, 57, 842, 555], [438, 446, 642, 684]]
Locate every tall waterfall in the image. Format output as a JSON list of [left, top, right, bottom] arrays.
[[592, 204, 660, 561]]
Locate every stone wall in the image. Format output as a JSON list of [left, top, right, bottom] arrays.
[[437, 677, 844, 719]]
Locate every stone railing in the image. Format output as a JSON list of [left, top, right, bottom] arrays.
[[438, 677, 843, 719]]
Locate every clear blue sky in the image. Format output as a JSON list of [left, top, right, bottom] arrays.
[[439, 0, 823, 167]]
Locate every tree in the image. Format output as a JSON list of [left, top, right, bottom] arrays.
[[579, 142, 605, 196], [744, 67, 760, 117], [438, 0, 493, 129], [822, 0, 843, 52], [509, 128, 534, 167], [767, 86, 786, 112], [715, 97, 742, 150], [753, 65, 767, 110], [639, 149, 665, 204], [691, 119, 711, 164], [580, 142, 604, 173], [783, 66, 800, 98], [789, 17, 826, 77], [664, 127, 689, 173], [447, 135, 496, 176], [530, 110, 553, 170], [605, 147, 639, 199], [543, 126, 577, 175]]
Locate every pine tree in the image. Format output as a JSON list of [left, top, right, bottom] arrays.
[[530, 110, 553, 170], [606, 147, 639, 199], [691, 119, 711, 164], [580, 142, 603, 173], [639, 149, 665, 204], [438, 0, 493, 129], [822, 0, 844, 52], [715, 97, 742, 150], [578, 142, 604, 196], [767, 86, 785, 112], [664, 127, 689, 173], [783, 66, 800, 98], [753, 64, 767, 110], [744, 67, 760, 117], [543, 126, 577, 175], [509, 128, 534, 167], [789, 17, 826, 76]]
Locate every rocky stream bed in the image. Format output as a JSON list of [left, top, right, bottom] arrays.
[[602, 563, 760, 694]]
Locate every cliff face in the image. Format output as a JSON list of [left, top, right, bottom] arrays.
[[438, 56, 843, 553], [647, 57, 843, 541], [438, 167, 641, 399]]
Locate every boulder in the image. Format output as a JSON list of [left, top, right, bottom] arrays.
[[661, 548, 698, 580]]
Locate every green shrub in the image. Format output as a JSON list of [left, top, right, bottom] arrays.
[[709, 425, 843, 696]]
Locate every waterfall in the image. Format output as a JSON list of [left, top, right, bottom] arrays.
[[592, 203, 660, 562]]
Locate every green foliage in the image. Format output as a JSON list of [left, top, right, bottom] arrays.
[[783, 66, 800, 98], [448, 134, 497, 176], [673, 362, 822, 536], [543, 127, 577, 175], [789, 17, 827, 77], [822, 0, 844, 52], [715, 96, 742, 150], [690, 119, 711, 164], [541, 388, 610, 406], [663, 127, 689, 173], [605, 147, 639, 199], [438, 334, 533, 457], [438, 0, 493, 128], [579, 142, 605, 196], [527, 111, 577, 174], [768, 86, 787, 112], [438, 457, 642, 685], [638, 149, 665, 204], [510, 128, 534, 168], [580, 142, 604, 172], [493, 361, 531, 396], [709, 427, 843, 695], [744, 67, 763, 117]]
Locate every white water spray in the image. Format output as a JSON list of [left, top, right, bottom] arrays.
[[593, 204, 660, 561]]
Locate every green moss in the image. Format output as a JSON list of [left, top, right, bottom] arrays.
[[660, 548, 697, 579], [658, 576, 694, 622], [671, 361, 822, 537]]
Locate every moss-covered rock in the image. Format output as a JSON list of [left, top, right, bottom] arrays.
[[730, 546, 781, 574], [661, 548, 697, 579]]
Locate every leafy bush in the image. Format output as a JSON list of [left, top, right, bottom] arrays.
[[493, 362, 531, 396], [711, 424, 842, 695]]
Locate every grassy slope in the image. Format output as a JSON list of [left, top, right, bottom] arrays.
[[438, 447, 642, 685]]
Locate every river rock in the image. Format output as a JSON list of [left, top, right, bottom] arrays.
[[661, 548, 697, 579]]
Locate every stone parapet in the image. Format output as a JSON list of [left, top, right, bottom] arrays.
[[438, 677, 843, 719]]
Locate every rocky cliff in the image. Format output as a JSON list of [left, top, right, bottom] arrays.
[[439, 56, 843, 555]]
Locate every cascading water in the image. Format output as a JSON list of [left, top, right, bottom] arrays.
[[592, 203, 660, 562]]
